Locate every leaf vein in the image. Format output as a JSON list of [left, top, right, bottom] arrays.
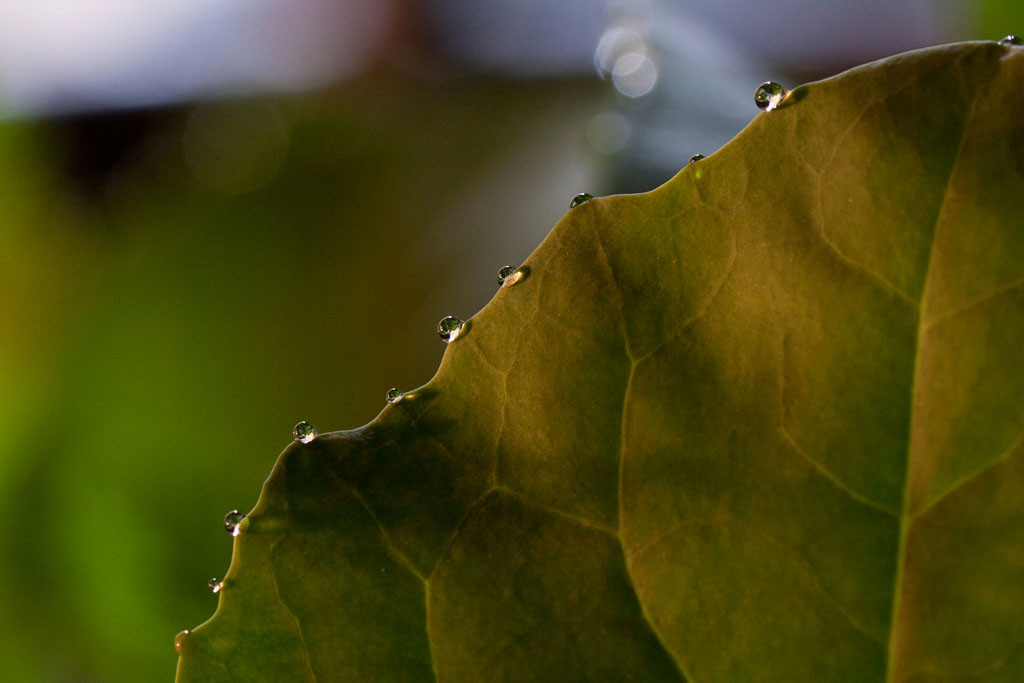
[[924, 274, 1024, 330], [348, 487, 429, 582], [426, 487, 498, 580], [587, 201, 634, 361], [910, 430, 1024, 522], [778, 427, 899, 517], [497, 484, 618, 536], [590, 204, 694, 683], [633, 229, 738, 368], [812, 170, 917, 307], [886, 63, 984, 682], [752, 526, 888, 648], [268, 537, 319, 683]]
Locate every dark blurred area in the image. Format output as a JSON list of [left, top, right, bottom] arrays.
[[0, 1, 1019, 680]]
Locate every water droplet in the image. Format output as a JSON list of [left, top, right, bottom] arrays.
[[688, 154, 705, 164], [223, 509, 246, 537], [497, 265, 523, 287], [293, 421, 316, 443], [386, 387, 403, 404], [570, 192, 593, 208], [999, 34, 1023, 46], [437, 316, 464, 343], [209, 578, 223, 594], [754, 82, 788, 112], [173, 630, 190, 655]]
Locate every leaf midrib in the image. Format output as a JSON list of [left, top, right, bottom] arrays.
[[883, 66, 982, 683]]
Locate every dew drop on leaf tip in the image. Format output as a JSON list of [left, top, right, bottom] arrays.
[[754, 82, 788, 112], [293, 420, 316, 443], [386, 387, 403, 404], [570, 192, 593, 208], [438, 315, 464, 342], [999, 34, 1023, 46], [209, 578, 223, 594], [688, 154, 705, 164], [224, 509, 246, 536], [497, 265, 523, 287], [173, 630, 190, 655]]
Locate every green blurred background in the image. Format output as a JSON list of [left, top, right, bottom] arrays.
[[0, 1, 1019, 680]]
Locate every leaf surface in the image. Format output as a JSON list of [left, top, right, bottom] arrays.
[[176, 42, 1024, 682]]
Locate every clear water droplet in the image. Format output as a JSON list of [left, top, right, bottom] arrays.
[[209, 578, 223, 594], [570, 192, 593, 208], [293, 420, 316, 443], [386, 387, 403, 404], [497, 265, 523, 287], [437, 316, 464, 343], [754, 82, 788, 112], [999, 34, 1023, 46], [174, 630, 190, 655], [688, 154, 705, 164], [224, 509, 246, 537]]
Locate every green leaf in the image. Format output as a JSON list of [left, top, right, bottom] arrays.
[[176, 41, 1024, 681]]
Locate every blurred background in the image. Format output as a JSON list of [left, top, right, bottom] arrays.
[[0, 0, 1019, 680]]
